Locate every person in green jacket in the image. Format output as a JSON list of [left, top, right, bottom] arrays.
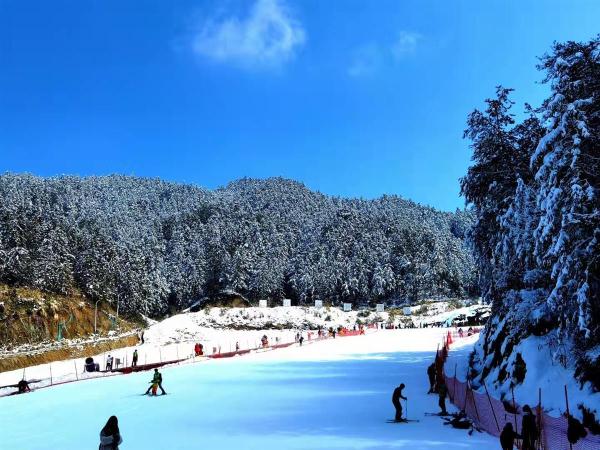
[[145, 368, 166, 395]]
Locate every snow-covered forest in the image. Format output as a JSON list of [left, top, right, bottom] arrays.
[[462, 36, 600, 392], [0, 175, 477, 316]]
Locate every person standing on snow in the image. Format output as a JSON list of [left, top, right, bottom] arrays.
[[145, 368, 166, 395], [427, 363, 437, 394], [99, 415, 122, 450], [299, 335, 304, 346], [106, 354, 113, 371], [392, 383, 407, 421], [521, 405, 538, 450], [500, 422, 520, 450], [132, 349, 138, 367], [438, 381, 448, 415]]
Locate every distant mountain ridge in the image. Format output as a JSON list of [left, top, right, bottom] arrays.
[[0, 173, 477, 317]]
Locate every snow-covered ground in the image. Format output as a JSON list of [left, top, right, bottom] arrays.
[[0, 329, 497, 450], [0, 303, 485, 393]]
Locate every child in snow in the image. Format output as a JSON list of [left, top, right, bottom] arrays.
[[99, 415, 122, 450], [145, 368, 166, 395], [500, 422, 520, 450]]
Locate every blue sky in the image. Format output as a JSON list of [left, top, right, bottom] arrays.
[[1, 0, 599, 211]]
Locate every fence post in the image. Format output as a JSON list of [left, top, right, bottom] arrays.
[[468, 379, 481, 423], [564, 385, 573, 450], [74, 360, 79, 381], [159, 347, 162, 363], [463, 376, 470, 412], [538, 387, 543, 450], [483, 381, 500, 432], [49, 363, 53, 386], [452, 364, 457, 403], [176, 345, 180, 364], [511, 385, 520, 449]]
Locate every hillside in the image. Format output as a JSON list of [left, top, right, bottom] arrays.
[[0, 284, 140, 371], [0, 174, 477, 317]]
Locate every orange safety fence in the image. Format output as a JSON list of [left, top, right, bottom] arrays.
[[439, 330, 600, 450]]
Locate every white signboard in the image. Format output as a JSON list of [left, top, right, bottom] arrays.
[[259, 300, 268, 308], [343, 303, 352, 312], [376, 303, 385, 313], [402, 306, 412, 315], [282, 299, 291, 307], [314, 300, 323, 309]]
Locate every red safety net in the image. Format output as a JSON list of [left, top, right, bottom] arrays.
[[439, 331, 600, 450]]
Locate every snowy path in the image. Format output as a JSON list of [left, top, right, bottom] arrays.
[[1, 329, 497, 449]]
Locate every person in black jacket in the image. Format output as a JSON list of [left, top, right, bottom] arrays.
[[500, 422, 520, 450], [521, 405, 538, 450], [17, 379, 31, 394], [392, 383, 407, 421], [438, 381, 448, 415], [427, 363, 436, 394]]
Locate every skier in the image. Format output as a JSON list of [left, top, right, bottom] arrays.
[[132, 349, 138, 367], [99, 415, 122, 450], [391, 383, 407, 421], [500, 422, 520, 450], [438, 381, 448, 415], [427, 363, 436, 394], [198, 343, 203, 356], [235, 341, 240, 352], [17, 379, 31, 394], [145, 368, 166, 395], [299, 335, 304, 346], [106, 354, 113, 371], [194, 343, 200, 356], [520, 405, 538, 450]]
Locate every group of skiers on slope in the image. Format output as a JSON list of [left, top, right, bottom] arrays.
[[426, 362, 448, 415], [392, 381, 447, 423], [392, 380, 541, 450]]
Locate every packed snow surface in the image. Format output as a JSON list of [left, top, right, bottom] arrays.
[[1, 329, 496, 449]]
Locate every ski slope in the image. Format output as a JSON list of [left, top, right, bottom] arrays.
[[0, 329, 497, 449]]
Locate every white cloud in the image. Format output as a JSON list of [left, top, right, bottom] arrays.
[[192, 0, 306, 69], [347, 43, 383, 78], [392, 31, 422, 59]]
